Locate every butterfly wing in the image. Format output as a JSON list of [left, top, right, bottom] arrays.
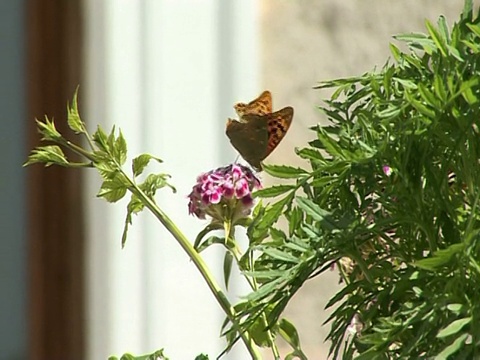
[[226, 116, 269, 171], [265, 106, 294, 157], [234, 90, 273, 119]]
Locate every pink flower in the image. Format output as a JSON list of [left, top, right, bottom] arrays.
[[188, 164, 262, 222], [382, 165, 393, 177]]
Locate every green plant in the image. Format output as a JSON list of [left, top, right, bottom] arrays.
[[26, 1, 480, 359], [236, 1, 480, 359]]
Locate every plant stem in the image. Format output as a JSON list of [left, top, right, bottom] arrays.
[[127, 180, 262, 359], [57, 133, 262, 358]]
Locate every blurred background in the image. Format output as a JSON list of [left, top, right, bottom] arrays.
[[0, 1, 465, 359]]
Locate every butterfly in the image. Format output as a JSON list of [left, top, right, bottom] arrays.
[[226, 91, 294, 171], [234, 90, 272, 118]]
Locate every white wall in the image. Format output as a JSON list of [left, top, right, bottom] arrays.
[[83, 1, 259, 359]]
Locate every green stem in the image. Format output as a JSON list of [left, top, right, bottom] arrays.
[[60, 136, 262, 358], [126, 179, 262, 359]]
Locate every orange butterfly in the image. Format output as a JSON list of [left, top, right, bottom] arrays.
[[226, 91, 294, 171], [234, 90, 272, 118]]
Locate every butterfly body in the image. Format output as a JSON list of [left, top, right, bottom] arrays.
[[226, 92, 293, 171]]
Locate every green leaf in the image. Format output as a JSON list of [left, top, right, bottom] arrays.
[[194, 355, 209, 360], [437, 16, 449, 44], [254, 185, 295, 198], [459, 79, 479, 105], [262, 164, 308, 179], [132, 154, 163, 177], [36, 117, 63, 142], [97, 177, 128, 203], [466, 23, 480, 38], [248, 305, 275, 347], [196, 235, 225, 253], [24, 145, 68, 167], [295, 147, 323, 161], [405, 91, 436, 118], [389, 43, 401, 62], [446, 304, 463, 313], [254, 194, 293, 232], [223, 251, 233, 290], [295, 197, 339, 230], [139, 173, 176, 196], [67, 86, 84, 134], [418, 83, 441, 108], [121, 193, 149, 247], [262, 248, 299, 263], [435, 333, 469, 360], [110, 349, 168, 360], [316, 130, 345, 158], [414, 243, 464, 270], [436, 317, 471, 338], [279, 318, 300, 347], [279, 318, 308, 360], [462, 0, 473, 21], [310, 176, 336, 188], [92, 126, 111, 154], [394, 32, 436, 53], [433, 74, 447, 102], [425, 19, 448, 56], [114, 130, 128, 165], [93, 161, 119, 180], [193, 223, 223, 250]]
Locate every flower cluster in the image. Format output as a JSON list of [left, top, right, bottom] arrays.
[[188, 164, 261, 222]]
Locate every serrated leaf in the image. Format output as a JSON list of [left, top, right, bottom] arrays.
[[310, 176, 336, 188], [24, 145, 68, 167], [317, 130, 345, 158], [295, 147, 324, 160], [436, 317, 471, 338], [36, 117, 63, 141], [67, 87, 84, 134], [93, 161, 119, 180], [127, 193, 145, 214], [132, 154, 163, 177], [97, 177, 128, 202], [254, 185, 295, 198], [295, 197, 339, 230], [262, 164, 308, 179], [262, 248, 299, 263], [139, 173, 176, 197], [92, 126, 109, 151], [114, 130, 128, 165], [255, 194, 293, 232]]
